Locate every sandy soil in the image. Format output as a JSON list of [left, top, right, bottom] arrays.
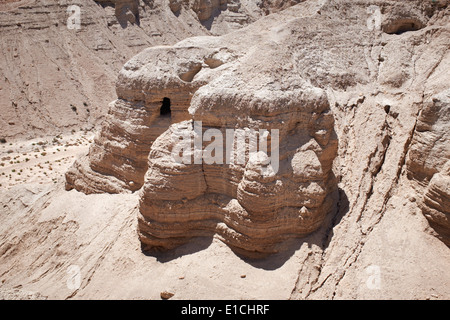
[[0, 132, 307, 299], [0, 132, 92, 189]]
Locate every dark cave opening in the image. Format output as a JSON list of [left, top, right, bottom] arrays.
[[393, 22, 419, 35], [384, 19, 423, 35], [160, 97, 171, 116]]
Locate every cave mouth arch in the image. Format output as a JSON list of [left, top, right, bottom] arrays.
[[160, 97, 171, 116], [383, 18, 424, 35]]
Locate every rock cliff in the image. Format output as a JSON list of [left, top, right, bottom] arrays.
[[66, 0, 450, 255], [407, 90, 450, 246], [0, 0, 297, 140]]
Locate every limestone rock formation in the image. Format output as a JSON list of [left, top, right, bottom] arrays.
[[179, 0, 303, 23], [257, 0, 304, 15], [169, 0, 182, 13], [0, 0, 204, 140], [138, 87, 338, 255], [0, 0, 300, 140], [422, 162, 450, 246], [66, 1, 341, 254], [407, 90, 450, 246], [66, 44, 225, 193], [407, 90, 450, 185], [190, 0, 226, 21], [66, 0, 450, 255]]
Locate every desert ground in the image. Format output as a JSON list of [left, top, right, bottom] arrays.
[[0, 131, 449, 300]]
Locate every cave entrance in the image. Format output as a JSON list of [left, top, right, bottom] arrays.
[[384, 19, 423, 35], [393, 22, 419, 35], [160, 97, 171, 116]]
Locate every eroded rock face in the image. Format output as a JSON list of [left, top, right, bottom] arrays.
[[190, 0, 223, 21], [407, 90, 450, 246], [422, 162, 450, 246], [66, 45, 216, 193], [66, 0, 449, 255], [138, 86, 338, 255], [169, 0, 182, 13], [185, 0, 303, 21], [66, 2, 340, 255], [0, 0, 302, 140]]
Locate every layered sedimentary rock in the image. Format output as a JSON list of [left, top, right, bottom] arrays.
[[180, 0, 304, 22], [0, 0, 203, 139], [67, 1, 339, 254], [0, 0, 301, 140], [66, 44, 235, 193], [1, 0, 450, 300], [190, 0, 226, 21], [422, 162, 450, 246], [67, 0, 449, 255], [407, 90, 450, 246], [138, 86, 338, 255]]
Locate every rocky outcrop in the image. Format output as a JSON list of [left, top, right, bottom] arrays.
[[189, 0, 226, 21], [138, 86, 338, 255], [422, 162, 450, 246], [0, 0, 204, 140], [66, 44, 229, 193], [407, 90, 450, 246], [169, 0, 182, 13], [0, 0, 302, 140], [180, 0, 303, 22], [0, 0, 450, 300], [66, 0, 450, 256], [407, 91, 450, 184], [256, 0, 304, 15], [67, 1, 340, 255]]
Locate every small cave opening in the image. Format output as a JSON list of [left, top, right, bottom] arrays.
[[383, 19, 423, 35], [160, 97, 171, 116], [393, 22, 419, 35]]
